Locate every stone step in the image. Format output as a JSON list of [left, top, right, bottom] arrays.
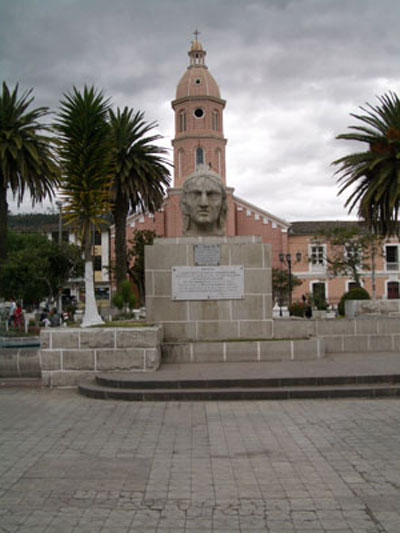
[[78, 376, 400, 401], [94, 372, 400, 389], [0, 377, 43, 388]]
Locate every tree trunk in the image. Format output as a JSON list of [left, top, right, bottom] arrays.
[[81, 226, 104, 328], [113, 190, 129, 289], [352, 267, 362, 288], [0, 175, 8, 266]]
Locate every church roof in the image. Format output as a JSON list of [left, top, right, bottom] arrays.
[[233, 195, 290, 230], [289, 220, 363, 234]]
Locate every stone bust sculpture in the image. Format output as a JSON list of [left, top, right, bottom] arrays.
[[180, 168, 227, 236]]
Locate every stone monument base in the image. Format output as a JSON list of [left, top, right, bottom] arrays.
[[145, 236, 272, 343], [162, 338, 325, 363]]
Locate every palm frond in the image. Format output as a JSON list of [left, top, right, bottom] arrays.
[[334, 92, 400, 236], [0, 82, 60, 204], [55, 85, 113, 245]]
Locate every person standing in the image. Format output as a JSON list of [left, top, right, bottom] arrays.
[[8, 298, 16, 326], [13, 302, 23, 330]]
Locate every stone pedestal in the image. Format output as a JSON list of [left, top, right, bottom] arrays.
[[145, 236, 272, 342]]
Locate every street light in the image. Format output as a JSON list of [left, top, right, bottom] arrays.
[[56, 200, 63, 315], [279, 252, 302, 308]]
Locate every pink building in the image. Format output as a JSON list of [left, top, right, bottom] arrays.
[[120, 36, 400, 307]]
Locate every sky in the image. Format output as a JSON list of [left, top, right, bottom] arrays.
[[2, 0, 400, 222]]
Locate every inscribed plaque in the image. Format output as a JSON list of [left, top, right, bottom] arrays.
[[172, 266, 244, 300], [194, 244, 221, 266]]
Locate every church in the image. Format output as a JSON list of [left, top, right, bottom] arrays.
[[119, 36, 400, 307]]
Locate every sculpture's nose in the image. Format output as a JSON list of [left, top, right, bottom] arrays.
[[199, 191, 209, 206]]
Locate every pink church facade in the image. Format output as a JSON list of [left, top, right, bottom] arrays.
[[124, 37, 290, 270]]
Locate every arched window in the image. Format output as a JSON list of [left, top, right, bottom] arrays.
[[212, 110, 219, 131], [215, 149, 222, 174], [179, 111, 186, 132], [388, 281, 400, 299], [196, 147, 204, 167], [177, 149, 184, 178]]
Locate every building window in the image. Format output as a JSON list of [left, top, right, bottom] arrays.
[[311, 245, 325, 265], [387, 281, 400, 299], [385, 245, 398, 271], [216, 148, 222, 174], [194, 107, 204, 119], [347, 281, 360, 291], [311, 281, 327, 307], [212, 110, 219, 130], [95, 287, 110, 300], [93, 255, 102, 272], [309, 244, 326, 272], [179, 111, 186, 132], [345, 246, 360, 263], [196, 146, 204, 166], [177, 149, 183, 179], [94, 231, 102, 245]]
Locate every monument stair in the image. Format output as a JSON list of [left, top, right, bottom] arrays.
[[78, 370, 400, 401]]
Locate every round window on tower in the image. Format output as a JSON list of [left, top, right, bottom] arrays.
[[195, 78, 201, 85], [194, 108, 204, 119]]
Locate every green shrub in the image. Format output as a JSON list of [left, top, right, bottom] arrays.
[[288, 301, 307, 317], [112, 292, 124, 310], [338, 287, 370, 316], [112, 280, 136, 312]]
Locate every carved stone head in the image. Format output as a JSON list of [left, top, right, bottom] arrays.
[[180, 168, 227, 236]]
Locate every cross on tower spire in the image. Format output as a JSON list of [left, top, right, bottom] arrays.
[[193, 29, 200, 41]]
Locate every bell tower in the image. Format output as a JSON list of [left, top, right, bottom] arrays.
[[171, 33, 227, 188]]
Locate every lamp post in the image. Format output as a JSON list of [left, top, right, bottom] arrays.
[[279, 252, 302, 308], [56, 200, 63, 315]]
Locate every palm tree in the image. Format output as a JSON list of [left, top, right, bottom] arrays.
[[55, 86, 113, 327], [109, 107, 171, 287], [334, 92, 400, 237], [0, 82, 59, 265]]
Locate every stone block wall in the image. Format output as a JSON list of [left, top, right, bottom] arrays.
[[273, 317, 400, 354], [0, 348, 41, 377], [346, 299, 400, 317], [145, 236, 273, 342], [162, 338, 325, 363], [40, 326, 163, 387]]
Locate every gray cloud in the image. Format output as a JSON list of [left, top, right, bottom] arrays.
[[2, 0, 400, 220]]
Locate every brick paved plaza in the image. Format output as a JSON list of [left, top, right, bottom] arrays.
[[1, 389, 400, 532]]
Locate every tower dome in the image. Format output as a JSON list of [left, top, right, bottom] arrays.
[[175, 38, 221, 100]]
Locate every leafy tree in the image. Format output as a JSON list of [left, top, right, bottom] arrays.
[[313, 226, 381, 288], [109, 108, 170, 287], [0, 82, 59, 265], [272, 267, 302, 307], [55, 86, 113, 327], [127, 229, 157, 306], [334, 92, 400, 237], [0, 231, 83, 304]]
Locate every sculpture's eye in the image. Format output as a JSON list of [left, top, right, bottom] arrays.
[[208, 192, 220, 201]]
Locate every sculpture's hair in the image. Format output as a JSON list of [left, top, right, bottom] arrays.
[[180, 172, 227, 234]]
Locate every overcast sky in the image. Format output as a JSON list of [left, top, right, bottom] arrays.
[[2, 0, 400, 222]]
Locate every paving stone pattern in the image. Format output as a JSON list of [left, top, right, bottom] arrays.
[[1, 389, 400, 532]]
